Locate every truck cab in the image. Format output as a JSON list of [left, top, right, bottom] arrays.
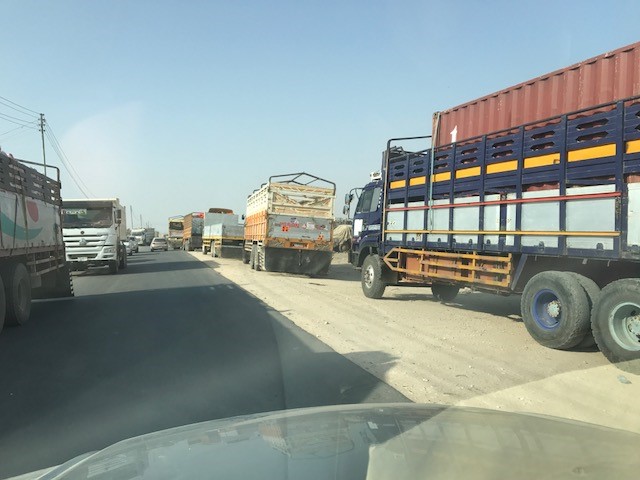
[[346, 173, 382, 267], [62, 199, 127, 274]]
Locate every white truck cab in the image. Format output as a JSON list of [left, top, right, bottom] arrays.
[[62, 198, 128, 274]]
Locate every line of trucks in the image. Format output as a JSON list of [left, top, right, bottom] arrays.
[[166, 173, 336, 275], [169, 41, 640, 368], [2, 41, 638, 370]]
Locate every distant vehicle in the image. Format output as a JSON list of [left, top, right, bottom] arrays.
[[150, 237, 169, 252], [130, 227, 147, 246], [123, 239, 133, 256], [62, 198, 128, 274], [201, 208, 244, 259], [127, 236, 139, 253], [182, 212, 204, 251], [0, 150, 74, 332], [144, 227, 156, 245], [168, 215, 184, 249], [243, 172, 336, 275]]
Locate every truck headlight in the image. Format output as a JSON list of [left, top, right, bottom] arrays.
[[103, 246, 117, 254]]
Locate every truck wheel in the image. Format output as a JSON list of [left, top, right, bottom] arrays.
[[0, 275, 6, 332], [520, 271, 590, 350], [242, 249, 250, 264], [5, 263, 32, 326], [568, 273, 600, 349], [361, 255, 386, 299], [109, 260, 119, 274], [431, 283, 459, 302], [591, 279, 640, 372]]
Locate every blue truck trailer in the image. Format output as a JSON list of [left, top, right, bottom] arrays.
[[346, 94, 640, 368]]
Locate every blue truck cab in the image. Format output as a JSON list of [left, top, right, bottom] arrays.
[[346, 174, 382, 268]]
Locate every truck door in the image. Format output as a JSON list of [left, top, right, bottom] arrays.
[[351, 183, 382, 265]]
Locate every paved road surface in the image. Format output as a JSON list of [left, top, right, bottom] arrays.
[[0, 249, 407, 478]]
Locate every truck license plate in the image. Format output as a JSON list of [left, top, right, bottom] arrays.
[[78, 257, 88, 262]]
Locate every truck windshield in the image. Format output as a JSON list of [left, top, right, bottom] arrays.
[[169, 222, 183, 231], [355, 186, 381, 214], [62, 207, 113, 228]]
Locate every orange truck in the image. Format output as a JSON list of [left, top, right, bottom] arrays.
[[181, 212, 204, 251], [243, 173, 336, 275]]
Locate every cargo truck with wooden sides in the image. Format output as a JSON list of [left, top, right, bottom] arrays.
[[182, 212, 204, 251], [243, 173, 335, 275], [201, 208, 244, 259], [0, 149, 73, 333], [346, 41, 640, 368]]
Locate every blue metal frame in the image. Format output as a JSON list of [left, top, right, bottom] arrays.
[[380, 95, 640, 262]]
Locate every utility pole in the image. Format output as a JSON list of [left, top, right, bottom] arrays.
[[130, 205, 134, 228], [39, 113, 47, 172], [140, 214, 142, 228]]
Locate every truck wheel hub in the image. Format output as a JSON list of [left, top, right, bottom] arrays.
[[546, 300, 561, 318]]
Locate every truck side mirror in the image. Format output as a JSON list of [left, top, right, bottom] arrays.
[[344, 193, 352, 204], [116, 210, 122, 224], [343, 205, 350, 216], [241, 214, 245, 220]]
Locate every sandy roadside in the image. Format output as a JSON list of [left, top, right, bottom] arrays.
[[188, 250, 640, 433]]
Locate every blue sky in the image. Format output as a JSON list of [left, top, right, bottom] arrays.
[[0, 0, 638, 231]]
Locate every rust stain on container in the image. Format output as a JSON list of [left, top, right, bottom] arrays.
[[434, 41, 640, 146]]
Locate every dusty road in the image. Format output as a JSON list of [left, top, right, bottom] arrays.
[[191, 250, 640, 433]]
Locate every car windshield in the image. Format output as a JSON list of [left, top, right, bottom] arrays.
[[1, 3, 639, 480]]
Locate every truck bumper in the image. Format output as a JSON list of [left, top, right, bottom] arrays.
[[264, 247, 332, 275]]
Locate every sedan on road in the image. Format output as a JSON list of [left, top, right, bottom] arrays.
[[150, 237, 169, 252]]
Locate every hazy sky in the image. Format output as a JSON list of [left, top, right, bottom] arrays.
[[0, 0, 638, 232]]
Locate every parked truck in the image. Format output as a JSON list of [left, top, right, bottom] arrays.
[[168, 215, 184, 249], [346, 41, 640, 368], [182, 212, 204, 251], [0, 150, 73, 332], [62, 198, 128, 273], [201, 208, 244, 259], [243, 172, 336, 275]]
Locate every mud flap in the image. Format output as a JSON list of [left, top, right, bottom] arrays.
[[263, 247, 332, 275], [32, 265, 74, 299]]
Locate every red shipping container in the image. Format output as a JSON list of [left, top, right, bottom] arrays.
[[434, 41, 640, 146]]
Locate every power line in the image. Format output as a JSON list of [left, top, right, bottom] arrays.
[[0, 123, 38, 137], [44, 125, 93, 198], [0, 111, 39, 128], [45, 121, 93, 195], [0, 95, 39, 115]]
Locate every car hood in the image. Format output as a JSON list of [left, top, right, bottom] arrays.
[[22, 404, 640, 480]]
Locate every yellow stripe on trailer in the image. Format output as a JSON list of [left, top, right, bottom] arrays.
[[524, 153, 561, 168], [455, 166, 481, 179], [409, 176, 426, 186], [626, 139, 640, 155], [431, 172, 451, 182], [390, 180, 406, 189], [568, 143, 616, 162], [486, 160, 518, 174]]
